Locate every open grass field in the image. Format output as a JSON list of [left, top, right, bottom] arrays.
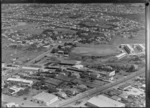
[[2, 37, 47, 64], [71, 44, 120, 56], [112, 30, 145, 46], [5, 22, 43, 35]]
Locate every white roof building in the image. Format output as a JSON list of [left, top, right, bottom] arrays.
[[2, 63, 6, 68], [5, 102, 19, 107], [7, 77, 33, 86], [9, 85, 25, 94], [138, 44, 145, 51], [22, 66, 40, 71], [115, 52, 127, 59], [32, 92, 59, 106], [73, 64, 84, 69], [86, 95, 125, 107], [126, 44, 134, 53]]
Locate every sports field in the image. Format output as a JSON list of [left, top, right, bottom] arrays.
[[5, 22, 43, 35], [71, 45, 119, 56]]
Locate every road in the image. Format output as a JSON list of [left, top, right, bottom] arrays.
[[2, 38, 145, 107], [3, 43, 61, 80], [3, 61, 145, 107], [66, 71, 145, 107], [50, 67, 145, 107]]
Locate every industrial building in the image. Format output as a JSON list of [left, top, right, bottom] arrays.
[[2, 63, 6, 68], [73, 64, 84, 69], [22, 66, 40, 71], [5, 102, 19, 107], [115, 52, 127, 59], [6, 77, 34, 87], [56, 91, 68, 99], [137, 44, 145, 52], [32, 92, 59, 106], [86, 95, 125, 107], [59, 60, 76, 66], [98, 70, 116, 77], [123, 44, 134, 54], [8, 85, 25, 95]]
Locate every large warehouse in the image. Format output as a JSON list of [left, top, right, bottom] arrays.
[[86, 95, 125, 107], [32, 92, 59, 106]]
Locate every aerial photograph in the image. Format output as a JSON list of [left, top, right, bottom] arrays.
[[1, 3, 146, 107]]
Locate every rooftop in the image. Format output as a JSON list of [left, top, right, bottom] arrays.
[[87, 95, 125, 107], [9, 85, 25, 93], [32, 92, 58, 103], [7, 77, 33, 85]]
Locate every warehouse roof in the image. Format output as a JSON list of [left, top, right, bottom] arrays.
[[7, 77, 33, 85], [32, 92, 58, 103], [87, 95, 125, 107]]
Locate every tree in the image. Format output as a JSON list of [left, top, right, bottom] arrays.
[[128, 64, 138, 72], [51, 48, 57, 53], [50, 56, 60, 63], [58, 45, 62, 49], [23, 97, 27, 100]]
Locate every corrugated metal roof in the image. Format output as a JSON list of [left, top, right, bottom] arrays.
[[87, 95, 125, 107], [32, 92, 58, 103]]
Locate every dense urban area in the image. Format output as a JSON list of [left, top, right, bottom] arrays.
[[2, 3, 146, 107]]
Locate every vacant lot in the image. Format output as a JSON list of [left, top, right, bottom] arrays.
[[71, 44, 119, 56]]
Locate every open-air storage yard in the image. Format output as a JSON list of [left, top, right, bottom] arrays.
[[2, 3, 145, 107]]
